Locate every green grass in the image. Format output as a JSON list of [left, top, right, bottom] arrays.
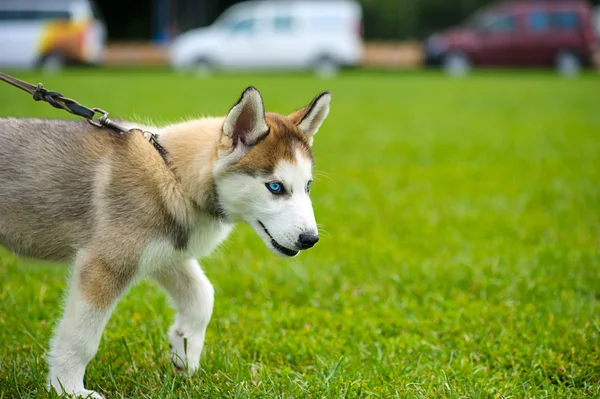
[[0, 69, 599, 398]]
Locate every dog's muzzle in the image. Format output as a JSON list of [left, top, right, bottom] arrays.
[[258, 221, 301, 257]]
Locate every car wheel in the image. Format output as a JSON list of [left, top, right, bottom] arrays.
[[194, 58, 214, 77], [39, 53, 65, 73], [443, 52, 471, 77], [555, 51, 581, 77], [314, 57, 339, 78]]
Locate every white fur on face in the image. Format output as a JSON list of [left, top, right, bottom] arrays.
[[215, 149, 317, 257]]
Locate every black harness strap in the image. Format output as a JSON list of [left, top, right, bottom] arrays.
[[0, 71, 169, 162]]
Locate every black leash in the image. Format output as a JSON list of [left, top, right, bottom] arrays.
[[0, 71, 168, 162]]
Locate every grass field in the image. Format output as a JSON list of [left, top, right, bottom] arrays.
[[0, 69, 599, 398]]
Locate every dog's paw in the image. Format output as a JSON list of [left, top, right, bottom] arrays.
[[47, 376, 104, 399], [50, 388, 104, 399], [168, 328, 202, 376]]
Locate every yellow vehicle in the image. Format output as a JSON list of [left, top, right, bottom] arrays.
[[0, 0, 106, 70]]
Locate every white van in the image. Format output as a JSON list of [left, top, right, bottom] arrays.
[[0, 0, 106, 70], [170, 0, 363, 76]]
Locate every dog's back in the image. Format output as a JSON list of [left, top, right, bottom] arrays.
[[0, 118, 111, 260]]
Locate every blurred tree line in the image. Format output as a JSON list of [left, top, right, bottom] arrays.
[[362, 0, 496, 39], [97, 0, 600, 41]]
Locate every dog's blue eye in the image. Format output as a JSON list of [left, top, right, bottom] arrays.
[[266, 182, 283, 194], [306, 181, 312, 193]]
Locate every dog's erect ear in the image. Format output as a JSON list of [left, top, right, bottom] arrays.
[[289, 91, 331, 145], [219, 87, 268, 155]]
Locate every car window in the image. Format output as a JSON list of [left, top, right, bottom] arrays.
[[274, 15, 293, 32], [228, 18, 255, 33], [485, 15, 515, 33], [0, 10, 70, 22], [527, 11, 579, 31], [552, 12, 579, 30], [528, 12, 551, 31]]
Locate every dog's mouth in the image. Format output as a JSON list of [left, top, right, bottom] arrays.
[[258, 221, 299, 257]]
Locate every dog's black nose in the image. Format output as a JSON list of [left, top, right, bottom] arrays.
[[298, 233, 319, 249]]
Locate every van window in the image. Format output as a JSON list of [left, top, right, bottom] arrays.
[[552, 12, 579, 30], [485, 15, 515, 33], [0, 10, 70, 22], [528, 12, 551, 31], [274, 16, 293, 31], [527, 11, 579, 31], [229, 18, 254, 33]]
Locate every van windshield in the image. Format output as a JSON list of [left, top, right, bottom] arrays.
[[213, 4, 250, 29], [467, 11, 515, 33], [466, 11, 496, 30]]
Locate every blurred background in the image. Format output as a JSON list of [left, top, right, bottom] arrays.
[[0, 0, 599, 76]]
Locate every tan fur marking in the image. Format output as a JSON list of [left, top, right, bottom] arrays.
[[160, 118, 223, 216], [79, 253, 135, 309], [236, 113, 313, 175]]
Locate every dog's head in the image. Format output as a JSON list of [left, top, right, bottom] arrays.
[[213, 87, 330, 257]]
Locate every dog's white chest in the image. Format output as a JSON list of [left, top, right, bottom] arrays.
[[138, 217, 232, 275], [187, 216, 233, 257]]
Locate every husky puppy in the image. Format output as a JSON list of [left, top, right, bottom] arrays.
[[0, 87, 330, 398]]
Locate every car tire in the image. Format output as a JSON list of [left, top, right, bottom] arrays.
[[39, 53, 65, 73], [555, 51, 581, 77], [313, 56, 339, 78], [194, 58, 214, 77], [443, 52, 471, 77]]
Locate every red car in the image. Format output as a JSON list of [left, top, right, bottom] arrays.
[[425, 0, 597, 75]]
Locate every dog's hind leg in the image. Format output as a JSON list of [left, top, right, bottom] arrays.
[[153, 258, 214, 375], [48, 249, 135, 399]]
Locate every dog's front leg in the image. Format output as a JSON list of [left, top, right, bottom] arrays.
[[48, 250, 133, 399], [154, 258, 214, 375]]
